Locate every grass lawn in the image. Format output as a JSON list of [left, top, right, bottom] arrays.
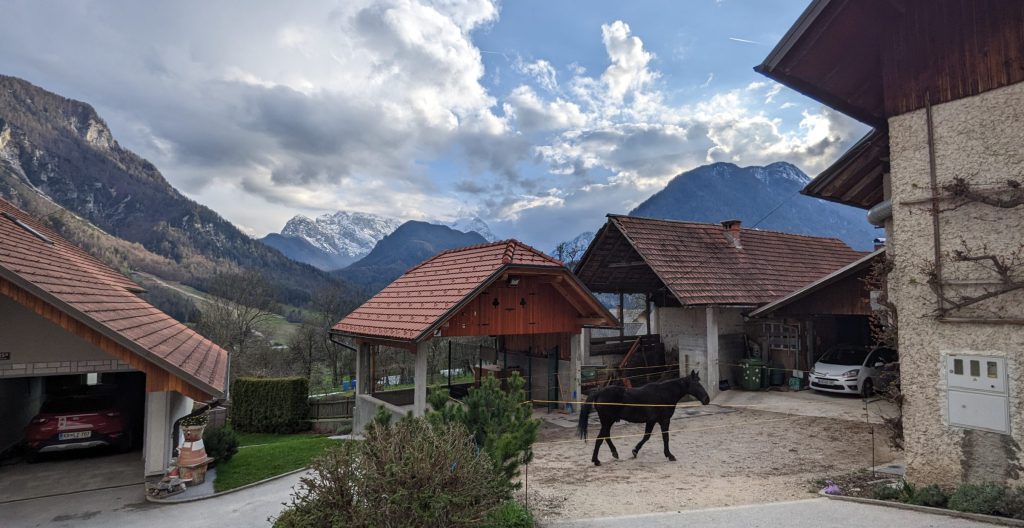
[[213, 434, 337, 493]]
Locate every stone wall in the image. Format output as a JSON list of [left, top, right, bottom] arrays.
[[888, 81, 1024, 485]]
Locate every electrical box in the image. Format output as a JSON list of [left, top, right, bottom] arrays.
[[946, 355, 1009, 434]]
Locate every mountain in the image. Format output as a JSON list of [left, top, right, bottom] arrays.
[[260, 211, 496, 271], [334, 221, 487, 293], [0, 75, 356, 309], [261, 211, 402, 270], [451, 216, 497, 242], [629, 162, 877, 250]]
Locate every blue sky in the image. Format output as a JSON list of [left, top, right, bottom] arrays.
[[0, 0, 866, 250]]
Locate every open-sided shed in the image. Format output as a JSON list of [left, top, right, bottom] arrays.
[[331, 240, 616, 432]]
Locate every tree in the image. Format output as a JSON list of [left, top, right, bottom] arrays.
[[427, 373, 539, 486], [194, 270, 279, 382]]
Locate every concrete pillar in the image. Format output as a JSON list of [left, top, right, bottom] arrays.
[[650, 304, 659, 335], [705, 306, 720, 400], [356, 341, 370, 396], [570, 333, 582, 411], [413, 341, 429, 417], [143, 390, 192, 476]]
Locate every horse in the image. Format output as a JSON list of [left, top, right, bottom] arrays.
[[577, 370, 711, 466]]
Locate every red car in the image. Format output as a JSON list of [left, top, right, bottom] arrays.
[[24, 395, 129, 459]]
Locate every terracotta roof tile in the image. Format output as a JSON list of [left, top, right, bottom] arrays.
[[0, 198, 228, 395], [333, 240, 566, 341], [582, 215, 867, 306]]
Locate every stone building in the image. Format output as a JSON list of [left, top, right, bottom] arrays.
[[758, 0, 1024, 485]]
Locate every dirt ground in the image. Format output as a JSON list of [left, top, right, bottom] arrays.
[[520, 405, 896, 520]]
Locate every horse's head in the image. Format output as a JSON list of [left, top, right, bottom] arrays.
[[687, 370, 711, 405]]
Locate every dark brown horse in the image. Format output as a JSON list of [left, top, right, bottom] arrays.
[[577, 370, 711, 466]]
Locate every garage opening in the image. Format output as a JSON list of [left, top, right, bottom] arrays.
[[0, 371, 147, 503]]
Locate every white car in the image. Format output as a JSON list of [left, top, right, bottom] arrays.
[[810, 345, 898, 397]]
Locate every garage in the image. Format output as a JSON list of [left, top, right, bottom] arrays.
[[0, 199, 228, 499]]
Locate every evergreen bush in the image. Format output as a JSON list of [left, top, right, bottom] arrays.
[[427, 373, 539, 486], [1002, 487, 1024, 520], [908, 484, 948, 508], [231, 377, 310, 433], [948, 482, 1007, 515], [203, 426, 240, 464]]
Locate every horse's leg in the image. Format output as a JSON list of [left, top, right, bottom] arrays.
[[659, 419, 676, 462], [592, 422, 612, 466], [632, 421, 656, 458], [605, 435, 620, 459]]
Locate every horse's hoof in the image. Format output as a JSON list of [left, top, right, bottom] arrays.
[[631, 451, 638, 459], [593, 460, 601, 466], [667, 455, 677, 462], [611, 452, 619, 459]]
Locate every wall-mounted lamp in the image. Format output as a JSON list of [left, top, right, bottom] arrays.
[[507, 276, 521, 287], [492, 298, 500, 307]]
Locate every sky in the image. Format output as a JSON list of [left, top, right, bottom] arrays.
[[0, 0, 868, 250]]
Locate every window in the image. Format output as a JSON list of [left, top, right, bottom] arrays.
[[970, 360, 981, 377], [988, 361, 999, 379], [764, 323, 800, 351], [953, 358, 964, 375], [86, 372, 99, 386]]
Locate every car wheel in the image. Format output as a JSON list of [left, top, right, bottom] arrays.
[[861, 378, 874, 398]]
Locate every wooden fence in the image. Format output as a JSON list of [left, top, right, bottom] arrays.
[[309, 397, 355, 420]]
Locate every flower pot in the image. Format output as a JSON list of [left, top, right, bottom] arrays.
[[182, 424, 205, 442]]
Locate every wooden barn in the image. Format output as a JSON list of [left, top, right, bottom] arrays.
[[331, 240, 617, 432]]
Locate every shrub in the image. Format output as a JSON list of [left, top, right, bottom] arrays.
[[231, 377, 310, 433], [1001, 486, 1024, 520], [273, 417, 512, 528], [203, 426, 240, 464], [428, 373, 540, 485], [908, 484, 948, 508], [481, 500, 534, 528], [948, 482, 1007, 515], [871, 483, 904, 502]]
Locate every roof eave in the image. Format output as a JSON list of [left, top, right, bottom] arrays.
[[749, 247, 885, 317], [0, 267, 224, 398]]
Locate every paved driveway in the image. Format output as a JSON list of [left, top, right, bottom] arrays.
[[0, 470, 303, 528], [0, 451, 143, 503], [542, 498, 1001, 528]]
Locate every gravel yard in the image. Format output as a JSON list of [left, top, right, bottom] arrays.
[[521, 404, 896, 521]]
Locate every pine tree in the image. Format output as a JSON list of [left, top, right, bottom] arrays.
[[428, 373, 539, 486]]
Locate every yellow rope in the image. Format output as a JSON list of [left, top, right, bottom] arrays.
[[536, 415, 802, 446]]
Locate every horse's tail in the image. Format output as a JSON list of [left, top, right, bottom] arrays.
[[577, 392, 597, 440]]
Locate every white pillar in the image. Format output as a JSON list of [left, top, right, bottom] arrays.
[[570, 333, 582, 412], [413, 341, 429, 417], [356, 341, 370, 396], [705, 306, 720, 400], [650, 304, 659, 335]]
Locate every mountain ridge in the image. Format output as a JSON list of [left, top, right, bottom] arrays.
[[0, 74, 356, 309]]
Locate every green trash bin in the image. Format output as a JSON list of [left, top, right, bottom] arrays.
[[740, 359, 766, 390]]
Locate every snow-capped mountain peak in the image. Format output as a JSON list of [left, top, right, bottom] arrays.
[[280, 210, 403, 258], [450, 217, 496, 242]]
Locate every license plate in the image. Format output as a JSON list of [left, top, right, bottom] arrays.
[[59, 431, 91, 441], [816, 378, 834, 385]]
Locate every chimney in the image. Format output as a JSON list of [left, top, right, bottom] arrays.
[[721, 219, 742, 249]]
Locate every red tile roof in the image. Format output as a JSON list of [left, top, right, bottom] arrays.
[[580, 215, 867, 306], [333, 240, 581, 342], [0, 198, 228, 396]]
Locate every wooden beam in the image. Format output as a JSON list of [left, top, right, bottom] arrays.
[[577, 317, 608, 325], [608, 261, 647, 268]]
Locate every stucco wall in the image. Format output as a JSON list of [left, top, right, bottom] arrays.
[[888, 81, 1024, 485], [143, 391, 194, 475]]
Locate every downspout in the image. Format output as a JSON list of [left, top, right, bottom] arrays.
[[866, 199, 892, 226]]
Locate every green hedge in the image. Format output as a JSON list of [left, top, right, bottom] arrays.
[[231, 377, 310, 433]]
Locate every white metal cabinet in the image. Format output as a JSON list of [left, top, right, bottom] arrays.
[[946, 355, 1009, 434]]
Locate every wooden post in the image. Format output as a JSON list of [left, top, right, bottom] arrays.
[[570, 332, 582, 414], [447, 340, 452, 389], [618, 291, 625, 337], [645, 293, 652, 336], [414, 341, 429, 417], [705, 306, 719, 401]]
